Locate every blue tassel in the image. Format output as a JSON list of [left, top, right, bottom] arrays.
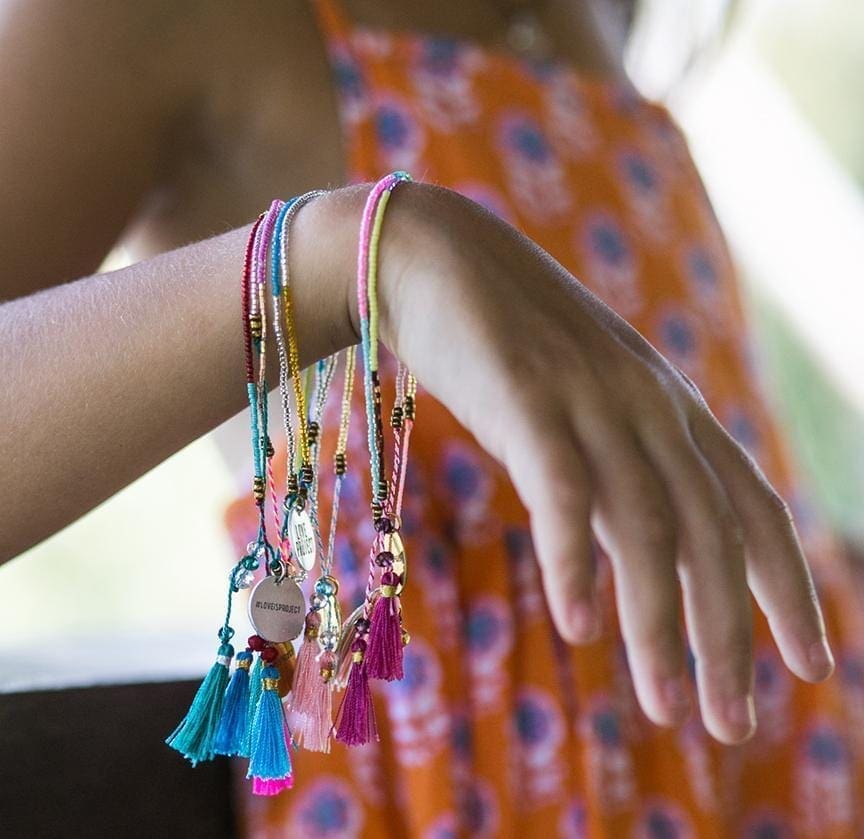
[[166, 642, 234, 766], [247, 666, 292, 781], [242, 655, 264, 758], [213, 650, 253, 756]]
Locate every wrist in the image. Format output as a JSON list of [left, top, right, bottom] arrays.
[[289, 185, 367, 365], [288, 179, 439, 367]]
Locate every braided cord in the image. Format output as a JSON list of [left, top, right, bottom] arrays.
[[356, 172, 412, 499], [277, 191, 327, 475], [308, 354, 339, 563], [324, 345, 356, 575], [269, 199, 299, 474], [253, 201, 285, 547]]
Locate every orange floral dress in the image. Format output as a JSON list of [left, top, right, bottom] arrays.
[[225, 1, 864, 835]]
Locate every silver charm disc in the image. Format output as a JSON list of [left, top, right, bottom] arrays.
[[289, 508, 317, 572], [248, 576, 306, 642]]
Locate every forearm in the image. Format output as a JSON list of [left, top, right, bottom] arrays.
[[0, 185, 374, 563]]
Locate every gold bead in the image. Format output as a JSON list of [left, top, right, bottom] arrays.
[[271, 642, 295, 659], [249, 312, 263, 339], [307, 421, 320, 443]]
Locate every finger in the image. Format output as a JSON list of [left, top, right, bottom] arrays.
[[691, 413, 834, 683], [504, 408, 599, 644], [575, 407, 691, 728], [636, 415, 756, 744]]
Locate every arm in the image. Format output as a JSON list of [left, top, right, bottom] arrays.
[[0, 0, 196, 302], [3, 179, 833, 750], [0, 188, 361, 562], [0, 0, 833, 749]]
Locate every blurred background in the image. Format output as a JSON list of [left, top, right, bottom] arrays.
[[1, 0, 862, 692]]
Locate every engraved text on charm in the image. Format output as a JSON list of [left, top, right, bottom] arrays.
[[289, 508, 317, 572], [248, 576, 306, 642]]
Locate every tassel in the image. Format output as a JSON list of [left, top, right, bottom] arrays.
[[251, 720, 294, 796], [248, 665, 292, 790], [290, 650, 336, 753], [253, 776, 294, 796], [242, 637, 266, 758], [365, 571, 404, 681], [288, 612, 322, 719], [334, 640, 378, 746], [166, 642, 234, 765], [213, 649, 253, 756]]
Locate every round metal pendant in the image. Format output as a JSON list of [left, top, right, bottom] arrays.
[[248, 576, 306, 643], [383, 531, 407, 595], [289, 508, 317, 572]]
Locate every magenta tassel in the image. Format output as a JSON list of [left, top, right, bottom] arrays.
[[334, 640, 378, 746], [252, 776, 294, 796], [365, 572, 404, 681], [289, 650, 336, 753]]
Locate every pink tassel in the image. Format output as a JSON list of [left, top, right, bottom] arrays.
[[288, 612, 322, 719], [289, 650, 336, 753], [252, 776, 294, 796], [365, 571, 404, 681], [334, 639, 378, 746]]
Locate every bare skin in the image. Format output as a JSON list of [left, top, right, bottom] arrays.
[[0, 0, 835, 746]]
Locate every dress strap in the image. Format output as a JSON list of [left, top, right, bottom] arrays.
[[311, 0, 353, 43]]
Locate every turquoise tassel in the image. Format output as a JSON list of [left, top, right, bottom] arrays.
[[247, 666, 292, 781], [166, 642, 234, 766], [242, 655, 264, 758], [213, 650, 253, 756]]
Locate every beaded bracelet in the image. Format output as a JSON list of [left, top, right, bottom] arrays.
[[242, 192, 332, 794], [334, 171, 415, 746], [165, 199, 285, 767], [272, 191, 327, 581], [166, 171, 417, 792]]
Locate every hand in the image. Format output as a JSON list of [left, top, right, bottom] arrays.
[[371, 181, 833, 745]]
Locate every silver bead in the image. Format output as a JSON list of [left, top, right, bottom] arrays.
[[246, 541, 268, 561], [231, 567, 255, 590], [318, 629, 338, 650], [310, 592, 326, 610]]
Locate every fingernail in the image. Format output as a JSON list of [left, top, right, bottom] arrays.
[[661, 676, 691, 715], [726, 695, 756, 733], [808, 638, 835, 676], [568, 600, 599, 642]]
